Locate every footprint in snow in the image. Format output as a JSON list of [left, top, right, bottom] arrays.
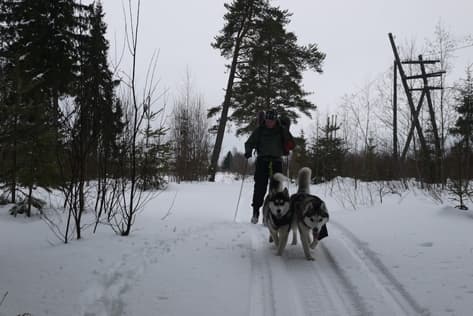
[[419, 242, 433, 247]]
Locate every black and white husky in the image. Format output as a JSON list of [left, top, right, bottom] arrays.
[[291, 167, 329, 261], [262, 172, 293, 256]]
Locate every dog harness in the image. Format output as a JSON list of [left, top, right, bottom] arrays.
[[268, 211, 292, 232]]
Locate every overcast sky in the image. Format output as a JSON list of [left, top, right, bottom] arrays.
[[100, 0, 473, 153]]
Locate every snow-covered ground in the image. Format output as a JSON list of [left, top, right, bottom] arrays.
[[1, 174, 473, 316]]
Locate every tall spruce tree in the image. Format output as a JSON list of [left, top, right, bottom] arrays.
[[0, 0, 78, 212], [448, 68, 473, 209], [4, 0, 78, 108], [86, 3, 125, 230], [310, 116, 345, 182], [0, 1, 23, 203], [0, 3, 15, 201], [60, 1, 124, 238], [450, 68, 473, 148], [78, 2, 118, 149], [221, 151, 233, 171], [73, 1, 121, 179]]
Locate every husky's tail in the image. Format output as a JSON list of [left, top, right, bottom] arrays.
[[297, 167, 312, 194], [270, 172, 286, 193]]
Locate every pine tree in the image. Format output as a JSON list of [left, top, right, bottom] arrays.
[[289, 129, 310, 178], [138, 102, 171, 190], [450, 69, 473, 147], [222, 151, 233, 171], [208, 0, 269, 181], [208, 0, 325, 180], [229, 6, 325, 135], [448, 67, 473, 209], [309, 116, 345, 182]]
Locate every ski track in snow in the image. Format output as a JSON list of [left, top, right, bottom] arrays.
[[248, 221, 430, 316], [249, 228, 277, 316], [330, 220, 431, 316], [249, 226, 365, 316]]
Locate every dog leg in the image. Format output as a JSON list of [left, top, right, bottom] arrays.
[[270, 230, 280, 248], [299, 225, 314, 261], [310, 229, 319, 249], [276, 228, 289, 256], [309, 240, 318, 249], [291, 221, 298, 245], [291, 228, 297, 245]]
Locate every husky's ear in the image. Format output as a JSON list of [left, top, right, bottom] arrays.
[[320, 202, 329, 217], [303, 201, 312, 214], [283, 187, 289, 197]]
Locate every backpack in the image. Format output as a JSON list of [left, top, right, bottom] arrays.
[[280, 116, 295, 155]]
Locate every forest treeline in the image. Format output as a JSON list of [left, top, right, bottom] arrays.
[[0, 1, 472, 241]]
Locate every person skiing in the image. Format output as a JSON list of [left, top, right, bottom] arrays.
[[244, 109, 295, 224]]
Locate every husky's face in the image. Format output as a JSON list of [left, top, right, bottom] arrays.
[[303, 200, 329, 230], [268, 188, 291, 218]]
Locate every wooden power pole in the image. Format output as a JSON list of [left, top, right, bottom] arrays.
[[392, 60, 399, 177], [388, 33, 445, 182]]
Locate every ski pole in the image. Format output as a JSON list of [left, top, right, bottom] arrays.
[[285, 155, 291, 189], [233, 159, 249, 222]]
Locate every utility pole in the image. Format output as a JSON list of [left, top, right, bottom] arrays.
[[392, 60, 399, 177], [418, 54, 443, 181], [389, 33, 445, 182]]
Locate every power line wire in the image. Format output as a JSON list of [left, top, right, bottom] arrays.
[[422, 43, 473, 59]]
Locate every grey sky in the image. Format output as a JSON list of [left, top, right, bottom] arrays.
[[101, 0, 473, 154]]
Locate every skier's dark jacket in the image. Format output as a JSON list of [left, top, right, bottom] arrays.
[[244, 120, 295, 158]]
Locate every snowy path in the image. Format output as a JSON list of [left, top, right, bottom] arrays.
[[75, 178, 432, 316], [51, 178, 433, 316], [78, 219, 429, 316], [13, 179, 473, 315]]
